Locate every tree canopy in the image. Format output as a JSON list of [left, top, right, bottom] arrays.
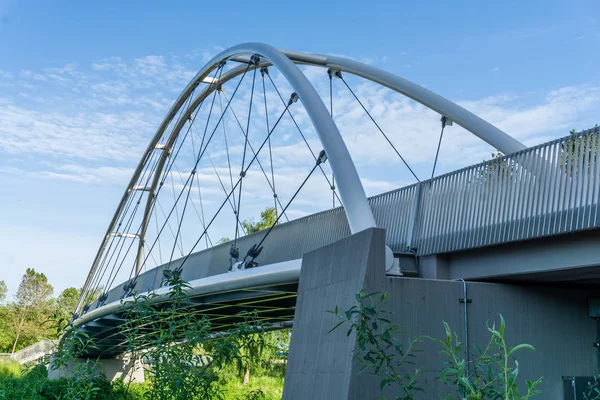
[[242, 207, 278, 234], [8, 268, 54, 352], [0, 270, 84, 353], [0, 281, 6, 304]]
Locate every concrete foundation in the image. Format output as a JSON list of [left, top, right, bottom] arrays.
[[48, 355, 144, 383], [283, 228, 599, 400]]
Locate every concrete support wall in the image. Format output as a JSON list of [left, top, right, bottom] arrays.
[[283, 228, 386, 399], [284, 228, 598, 400], [48, 355, 144, 383]]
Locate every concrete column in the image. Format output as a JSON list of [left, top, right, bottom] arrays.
[[48, 354, 144, 383], [283, 228, 387, 399]]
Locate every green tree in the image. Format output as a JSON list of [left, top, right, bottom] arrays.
[[220, 313, 289, 385], [52, 287, 80, 332], [8, 268, 54, 353], [561, 126, 599, 175], [242, 207, 278, 234], [0, 306, 12, 352], [0, 280, 6, 303]]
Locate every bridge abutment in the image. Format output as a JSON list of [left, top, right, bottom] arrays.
[[48, 354, 144, 383], [284, 228, 598, 400]]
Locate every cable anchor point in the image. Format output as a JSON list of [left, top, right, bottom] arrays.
[[441, 115, 453, 128], [328, 68, 342, 79], [317, 150, 328, 165], [229, 244, 239, 260], [288, 92, 299, 106], [250, 54, 261, 65]]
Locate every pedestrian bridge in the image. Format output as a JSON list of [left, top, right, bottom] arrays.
[[70, 43, 600, 357]]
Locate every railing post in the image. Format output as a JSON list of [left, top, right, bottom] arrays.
[[406, 182, 423, 250]]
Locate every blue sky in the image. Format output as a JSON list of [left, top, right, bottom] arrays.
[[0, 0, 599, 298]]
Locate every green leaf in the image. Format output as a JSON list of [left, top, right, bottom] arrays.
[[326, 320, 345, 335], [508, 343, 535, 357]]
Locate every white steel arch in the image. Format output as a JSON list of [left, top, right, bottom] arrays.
[[76, 43, 526, 313], [78, 43, 376, 312]]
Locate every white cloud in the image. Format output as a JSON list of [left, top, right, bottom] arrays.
[[0, 99, 154, 161], [460, 85, 600, 144], [92, 56, 127, 71], [135, 55, 166, 76], [20, 69, 46, 81]]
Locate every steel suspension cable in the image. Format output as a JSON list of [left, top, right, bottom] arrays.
[[234, 59, 259, 249], [261, 67, 278, 215], [168, 165, 195, 264], [84, 135, 168, 303], [431, 116, 448, 179], [157, 65, 227, 207], [81, 79, 198, 308], [85, 145, 165, 307], [153, 203, 163, 265], [242, 150, 328, 267], [265, 73, 343, 205], [338, 74, 420, 182], [110, 65, 231, 292], [217, 90, 237, 211], [166, 74, 226, 262], [206, 152, 248, 236], [156, 199, 188, 248], [169, 169, 185, 256], [162, 93, 298, 273], [105, 64, 224, 292], [328, 69, 336, 208], [220, 90, 289, 222], [189, 129, 212, 249], [133, 65, 255, 275], [172, 161, 214, 247], [81, 70, 208, 310]]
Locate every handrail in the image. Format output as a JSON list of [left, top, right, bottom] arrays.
[[0, 340, 58, 364]]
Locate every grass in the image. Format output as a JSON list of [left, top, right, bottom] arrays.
[[0, 361, 284, 400], [0, 359, 20, 377], [221, 375, 284, 400]]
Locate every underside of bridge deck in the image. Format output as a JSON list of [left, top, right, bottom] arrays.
[[81, 282, 298, 358], [420, 228, 600, 286]]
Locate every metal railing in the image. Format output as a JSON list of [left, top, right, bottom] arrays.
[[0, 340, 57, 364], [413, 126, 600, 254]]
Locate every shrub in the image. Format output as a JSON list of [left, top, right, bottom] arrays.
[[328, 290, 423, 399], [329, 289, 543, 400]]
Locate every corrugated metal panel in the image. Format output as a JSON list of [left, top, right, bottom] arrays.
[[410, 127, 600, 255]]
